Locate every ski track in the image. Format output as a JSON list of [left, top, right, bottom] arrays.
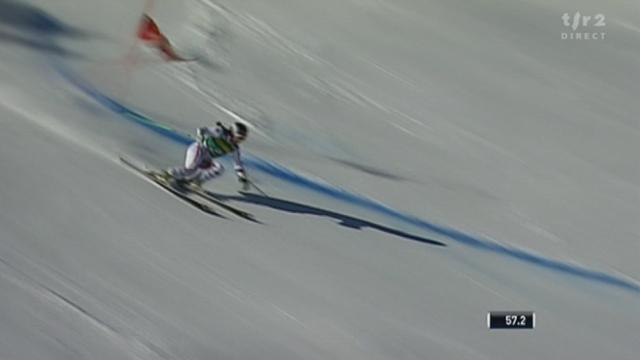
[[52, 61, 640, 295], [0, 254, 171, 360]]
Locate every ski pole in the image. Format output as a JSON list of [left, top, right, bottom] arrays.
[[248, 180, 269, 198]]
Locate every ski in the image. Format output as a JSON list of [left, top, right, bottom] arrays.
[[120, 156, 224, 218], [120, 156, 256, 221], [185, 184, 257, 222]]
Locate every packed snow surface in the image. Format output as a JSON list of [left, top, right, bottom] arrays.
[[0, 0, 638, 359]]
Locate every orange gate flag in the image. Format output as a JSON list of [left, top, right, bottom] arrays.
[[137, 14, 187, 62]]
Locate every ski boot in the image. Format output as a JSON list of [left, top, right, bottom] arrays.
[[156, 169, 205, 192]]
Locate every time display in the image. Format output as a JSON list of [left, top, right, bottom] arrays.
[[488, 311, 535, 329]]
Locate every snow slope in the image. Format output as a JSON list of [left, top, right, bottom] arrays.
[[1, 0, 639, 359]]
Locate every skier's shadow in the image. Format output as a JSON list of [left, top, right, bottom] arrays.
[[209, 191, 446, 247]]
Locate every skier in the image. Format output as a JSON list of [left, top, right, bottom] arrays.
[[164, 122, 249, 189]]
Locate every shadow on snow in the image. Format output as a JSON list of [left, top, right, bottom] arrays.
[[209, 190, 446, 247], [0, 0, 87, 36], [0, 0, 97, 57]]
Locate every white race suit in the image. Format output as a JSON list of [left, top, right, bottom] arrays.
[[169, 126, 244, 184]]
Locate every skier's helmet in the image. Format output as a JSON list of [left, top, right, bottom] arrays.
[[232, 122, 248, 142]]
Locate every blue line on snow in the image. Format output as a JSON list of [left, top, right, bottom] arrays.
[[55, 63, 640, 294]]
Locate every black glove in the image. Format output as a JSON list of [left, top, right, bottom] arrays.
[[236, 169, 250, 191], [196, 127, 209, 141]]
